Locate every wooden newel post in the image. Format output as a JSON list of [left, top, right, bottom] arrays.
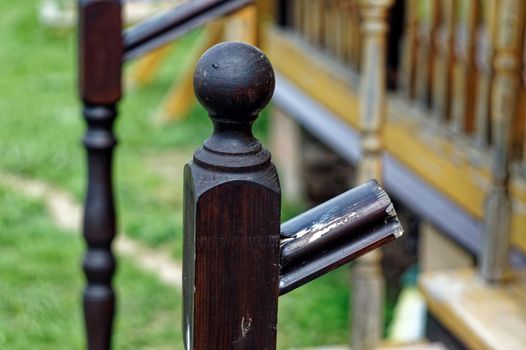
[[183, 41, 403, 350], [183, 42, 280, 349]]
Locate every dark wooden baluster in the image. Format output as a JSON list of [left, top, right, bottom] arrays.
[[183, 42, 280, 350], [78, 1, 122, 349]]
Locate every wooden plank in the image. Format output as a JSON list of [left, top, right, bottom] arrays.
[[420, 268, 526, 350], [384, 111, 489, 218], [264, 26, 360, 128], [273, 75, 485, 253]]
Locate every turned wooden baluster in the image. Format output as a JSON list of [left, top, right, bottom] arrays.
[[397, 0, 417, 98], [306, 0, 323, 46], [450, 0, 478, 133], [414, 0, 438, 108], [481, 0, 525, 282], [78, 0, 122, 349], [292, 0, 304, 34], [523, 31, 526, 169], [473, 0, 496, 148], [340, 0, 352, 65], [352, 1, 392, 350], [431, 0, 454, 121], [346, 0, 361, 70], [324, 0, 336, 52], [337, 0, 350, 63]]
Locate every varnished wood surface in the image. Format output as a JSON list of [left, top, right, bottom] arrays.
[[183, 42, 280, 349], [78, 1, 122, 349], [420, 268, 526, 350], [79, 0, 122, 105], [279, 180, 402, 294]]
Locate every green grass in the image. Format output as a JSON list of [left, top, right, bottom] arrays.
[[0, 0, 352, 348], [0, 185, 181, 349]]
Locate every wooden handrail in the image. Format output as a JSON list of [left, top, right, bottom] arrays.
[[123, 0, 252, 60], [279, 180, 402, 295]]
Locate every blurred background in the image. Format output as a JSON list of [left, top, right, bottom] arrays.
[[1, 0, 525, 349]]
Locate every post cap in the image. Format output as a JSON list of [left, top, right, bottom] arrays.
[[193, 42, 275, 123]]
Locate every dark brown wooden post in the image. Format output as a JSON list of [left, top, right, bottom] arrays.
[[78, 1, 122, 349], [183, 42, 280, 349]]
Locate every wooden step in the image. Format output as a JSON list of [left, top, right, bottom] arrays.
[[420, 268, 526, 350], [290, 341, 448, 350]]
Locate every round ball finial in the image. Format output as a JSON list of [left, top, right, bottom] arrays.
[[193, 42, 275, 122]]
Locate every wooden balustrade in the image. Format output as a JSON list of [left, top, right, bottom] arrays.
[[276, 0, 526, 173], [266, 0, 526, 348], [283, 0, 362, 72], [394, 0, 526, 162]]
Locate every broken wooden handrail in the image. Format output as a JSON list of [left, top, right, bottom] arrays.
[[279, 180, 402, 295]]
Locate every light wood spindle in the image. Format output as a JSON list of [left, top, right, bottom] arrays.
[[397, 0, 417, 99], [431, 0, 454, 122], [474, 0, 497, 148], [414, 0, 438, 108], [481, 0, 525, 282], [450, 0, 478, 133], [352, 1, 393, 349]]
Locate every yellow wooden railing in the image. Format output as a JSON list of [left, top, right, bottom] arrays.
[[265, 0, 526, 259]]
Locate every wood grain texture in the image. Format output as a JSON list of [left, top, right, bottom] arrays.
[[183, 42, 280, 349]]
